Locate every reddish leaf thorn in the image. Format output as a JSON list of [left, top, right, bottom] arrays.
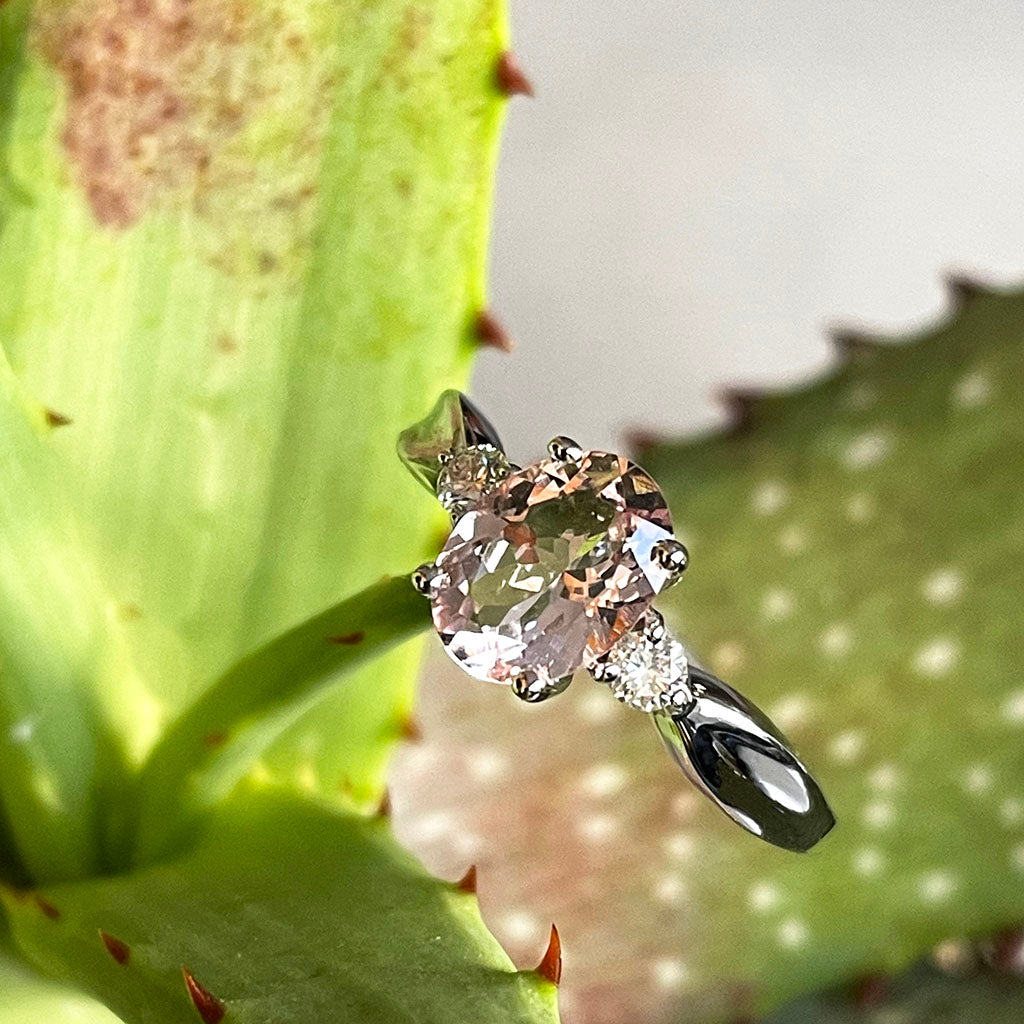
[[496, 51, 534, 97], [623, 427, 666, 460], [45, 409, 72, 428], [535, 924, 561, 985], [203, 732, 227, 747], [327, 631, 364, 645], [475, 310, 514, 352], [456, 864, 477, 894], [376, 789, 392, 818], [34, 895, 60, 920], [849, 973, 890, 1008], [986, 928, 1024, 973], [399, 716, 422, 742], [99, 930, 130, 965], [829, 327, 879, 359], [182, 968, 226, 1024], [942, 270, 991, 305], [717, 387, 761, 433]]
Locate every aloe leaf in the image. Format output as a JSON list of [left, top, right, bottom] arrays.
[[0, 932, 121, 1024], [0, 0, 506, 874], [3, 788, 559, 1024], [638, 282, 1024, 1016], [765, 959, 1024, 1024], [131, 576, 429, 864]]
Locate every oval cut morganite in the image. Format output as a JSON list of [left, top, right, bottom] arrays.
[[429, 450, 674, 688]]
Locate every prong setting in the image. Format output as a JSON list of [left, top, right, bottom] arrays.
[[651, 538, 689, 583], [510, 670, 573, 704], [411, 562, 440, 596], [547, 436, 584, 462]]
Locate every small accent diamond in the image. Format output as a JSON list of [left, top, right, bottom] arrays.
[[436, 444, 512, 515], [596, 615, 692, 712]]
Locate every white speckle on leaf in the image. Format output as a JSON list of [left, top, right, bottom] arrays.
[[777, 525, 808, 555], [819, 623, 853, 657], [1001, 798, 1024, 827], [863, 800, 895, 829], [846, 381, 878, 409], [843, 430, 892, 469], [752, 480, 788, 515], [663, 832, 695, 861], [405, 810, 454, 845], [845, 492, 876, 523], [922, 568, 964, 605], [853, 847, 886, 877], [952, 369, 992, 409], [868, 763, 901, 791], [651, 957, 690, 990], [761, 587, 796, 621], [577, 690, 616, 724], [1012, 844, 1024, 872], [777, 918, 809, 949], [466, 747, 509, 784], [1002, 691, 1024, 724], [828, 729, 866, 765], [580, 762, 627, 799], [919, 870, 957, 903], [500, 911, 541, 944], [8, 717, 37, 744], [578, 813, 619, 843], [654, 874, 687, 905], [913, 638, 960, 677], [962, 763, 994, 794], [671, 792, 700, 820], [711, 641, 745, 674], [749, 881, 781, 913], [769, 692, 813, 731]]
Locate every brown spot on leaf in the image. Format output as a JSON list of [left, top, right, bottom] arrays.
[[45, 408, 73, 427], [327, 631, 364, 646], [496, 51, 534, 97], [849, 973, 890, 1008], [203, 731, 228, 748], [37, 0, 331, 275], [34, 895, 61, 920], [399, 716, 422, 742], [182, 968, 225, 1024], [475, 310, 514, 352], [535, 923, 562, 985], [215, 333, 238, 354], [456, 864, 477, 894], [99, 930, 130, 965]]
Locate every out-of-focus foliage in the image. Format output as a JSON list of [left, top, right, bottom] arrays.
[[388, 281, 1024, 1024]]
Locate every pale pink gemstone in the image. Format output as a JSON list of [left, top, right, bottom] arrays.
[[429, 451, 674, 687]]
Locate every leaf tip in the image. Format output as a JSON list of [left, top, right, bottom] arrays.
[[717, 387, 761, 433], [475, 309, 514, 352], [399, 716, 423, 743], [456, 864, 478, 894], [945, 272, 993, 308], [99, 930, 130, 965], [497, 51, 534, 98], [182, 968, 226, 1024], [376, 788, 392, 818], [534, 923, 562, 985]]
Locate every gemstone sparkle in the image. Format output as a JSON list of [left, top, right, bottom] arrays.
[[428, 450, 674, 689]]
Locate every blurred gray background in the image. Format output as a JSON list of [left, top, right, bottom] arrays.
[[476, 0, 1024, 456]]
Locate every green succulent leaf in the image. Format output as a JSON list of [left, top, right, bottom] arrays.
[[765, 960, 1024, 1024], [131, 575, 430, 865], [638, 282, 1024, 1018], [0, 0, 505, 879], [3, 788, 558, 1024], [0, 933, 119, 1024]]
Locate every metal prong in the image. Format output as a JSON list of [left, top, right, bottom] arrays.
[[510, 670, 573, 704], [651, 538, 689, 583], [411, 562, 439, 596], [640, 608, 667, 642], [547, 436, 584, 462]]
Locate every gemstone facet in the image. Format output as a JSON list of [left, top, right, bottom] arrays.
[[428, 450, 674, 690]]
